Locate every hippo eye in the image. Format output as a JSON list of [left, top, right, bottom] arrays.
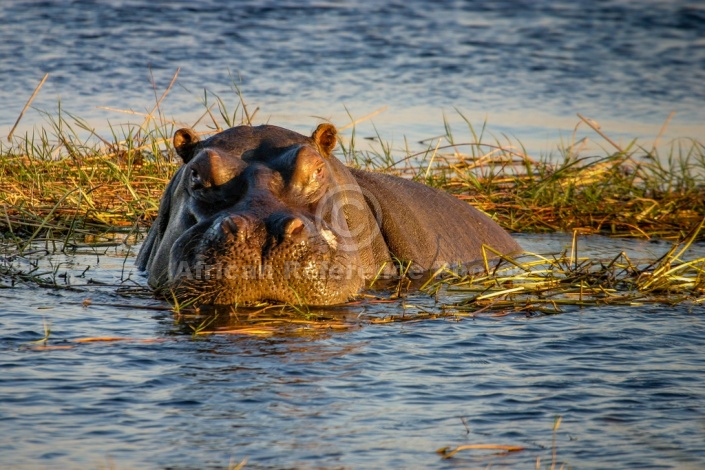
[[190, 168, 203, 189]]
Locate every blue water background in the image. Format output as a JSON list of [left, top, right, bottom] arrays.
[[1, 0, 704, 154], [1, 234, 704, 469]]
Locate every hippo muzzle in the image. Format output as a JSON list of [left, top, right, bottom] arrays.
[[167, 161, 365, 305]]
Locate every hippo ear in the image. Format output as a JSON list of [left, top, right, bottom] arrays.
[[173, 128, 200, 163], [312, 123, 337, 157]]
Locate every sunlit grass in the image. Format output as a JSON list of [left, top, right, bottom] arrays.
[[2, 81, 704, 319], [342, 112, 705, 242], [424, 224, 705, 318]]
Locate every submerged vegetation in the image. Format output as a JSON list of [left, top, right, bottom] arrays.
[[1, 80, 704, 318]]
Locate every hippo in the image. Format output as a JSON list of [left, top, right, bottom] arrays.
[[136, 123, 521, 306]]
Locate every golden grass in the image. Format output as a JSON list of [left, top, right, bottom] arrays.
[[420, 224, 705, 317], [2, 84, 704, 316], [2, 83, 704, 243], [342, 113, 705, 242]]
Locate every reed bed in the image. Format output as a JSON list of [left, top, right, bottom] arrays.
[[2, 84, 705, 316], [341, 113, 705, 242], [2, 94, 704, 242], [422, 224, 705, 319], [0, 110, 178, 244]]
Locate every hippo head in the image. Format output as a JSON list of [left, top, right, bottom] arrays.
[[137, 124, 376, 306]]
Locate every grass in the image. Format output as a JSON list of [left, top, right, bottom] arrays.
[[341, 112, 705, 241], [0, 105, 178, 243], [427, 225, 705, 317], [3, 91, 704, 242], [1, 85, 705, 316]]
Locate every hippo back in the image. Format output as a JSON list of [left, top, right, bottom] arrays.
[[350, 169, 521, 272]]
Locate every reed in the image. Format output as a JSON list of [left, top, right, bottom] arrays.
[[2, 86, 704, 315], [414, 221, 705, 319], [3, 92, 703, 242], [343, 112, 705, 242]]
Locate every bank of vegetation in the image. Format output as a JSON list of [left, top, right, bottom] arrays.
[[1, 90, 704, 313], [2, 98, 704, 242]]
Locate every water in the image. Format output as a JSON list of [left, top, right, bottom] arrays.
[[1, 234, 705, 469], [1, 0, 704, 155], [2, 2, 705, 468]]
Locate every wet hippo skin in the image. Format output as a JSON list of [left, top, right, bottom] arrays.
[[136, 123, 521, 306]]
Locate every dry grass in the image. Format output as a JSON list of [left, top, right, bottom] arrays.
[[424, 224, 705, 317], [342, 113, 705, 242], [2, 86, 704, 243], [2, 85, 704, 315]]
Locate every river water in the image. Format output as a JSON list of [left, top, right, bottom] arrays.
[[2, 1, 705, 468], [1, 0, 704, 155], [1, 234, 705, 469]]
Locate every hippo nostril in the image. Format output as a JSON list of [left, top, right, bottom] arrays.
[[284, 218, 305, 238], [222, 215, 250, 243]]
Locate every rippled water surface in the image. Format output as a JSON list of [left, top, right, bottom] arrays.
[[1, 234, 705, 469], [1, 0, 704, 153]]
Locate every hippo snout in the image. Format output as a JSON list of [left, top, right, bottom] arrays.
[[281, 217, 305, 238], [167, 206, 363, 306], [220, 214, 253, 244], [217, 212, 335, 250]]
